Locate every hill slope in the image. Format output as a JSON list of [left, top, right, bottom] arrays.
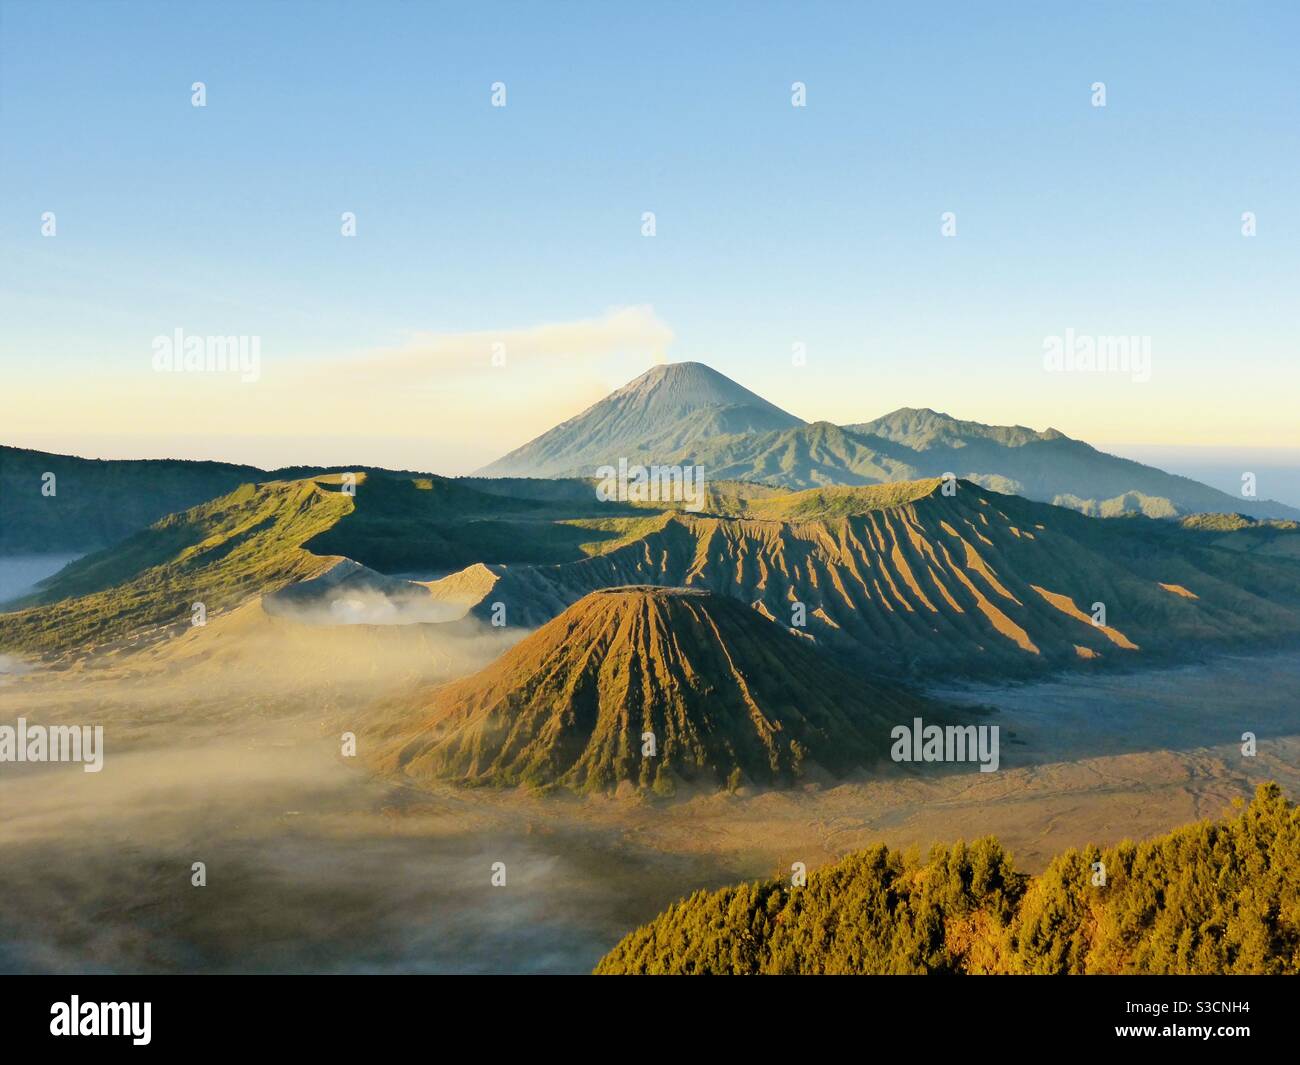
[[595, 782, 1300, 975], [0, 446, 474, 555], [0, 472, 647, 655], [0, 478, 352, 654], [370, 586, 938, 792], [0, 445, 263, 553]]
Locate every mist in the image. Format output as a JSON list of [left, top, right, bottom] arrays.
[[0, 600, 660, 973]]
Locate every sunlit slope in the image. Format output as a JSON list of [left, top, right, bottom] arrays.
[[371, 586, 939, 793], [0, 471, 669, 655], [0, 479, 352, 654], [0, 445, 443, 553], [453, 480, 1300, 675]]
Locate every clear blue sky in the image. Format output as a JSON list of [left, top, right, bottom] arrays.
[[2, 0, 1297, 475]]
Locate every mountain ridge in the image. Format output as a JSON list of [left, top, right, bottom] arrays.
[[475, 362, 1299, 520], [0, 444, 445, 554], [431, 478, 1300, 677], [7, 470, 1300, 683]]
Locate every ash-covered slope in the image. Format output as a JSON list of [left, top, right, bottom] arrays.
[[372, 586, 933, 792]]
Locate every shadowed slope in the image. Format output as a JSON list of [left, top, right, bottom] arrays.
[[372, 586, 935, 792], [0, 445, 265, 553]]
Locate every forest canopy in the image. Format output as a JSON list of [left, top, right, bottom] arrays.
[[595, 783, 1300, 975]]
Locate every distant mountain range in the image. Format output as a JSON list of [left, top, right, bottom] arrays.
[[479, 362, 1299, 521], [5, 360, 1300, 685]]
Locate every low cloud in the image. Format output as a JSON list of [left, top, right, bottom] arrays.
[[0, 306, 677, 476], [345, 305, 674, 380]]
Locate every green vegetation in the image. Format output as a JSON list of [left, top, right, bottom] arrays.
[[0, 479, 350, 654], [1182, 513, 1260, 532], [9, 465, 1300, 675], [596, 782, 1300, 974], [1054, 491, 1180, 519], [1176, 513, 1300, 560], [0, 472, 661, 655]]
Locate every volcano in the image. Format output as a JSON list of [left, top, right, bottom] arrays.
[[373, 585, 936, 793], [476, 361, 804, 478]]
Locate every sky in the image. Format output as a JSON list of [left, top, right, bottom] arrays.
[[2, 0, 1298, 480]]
